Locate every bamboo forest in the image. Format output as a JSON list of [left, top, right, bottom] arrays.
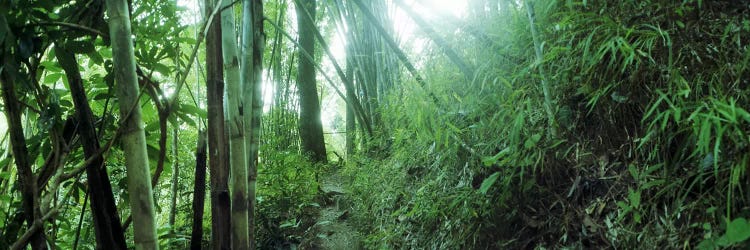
[[2, 0, 750, 249]]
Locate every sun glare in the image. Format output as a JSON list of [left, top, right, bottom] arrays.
[[414, 0, 467, 19]]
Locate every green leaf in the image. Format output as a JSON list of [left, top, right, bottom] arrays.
[[145, 121, 161, 133], [640, 179, 664, 190], [314, 220, 331, 226], [0, 194, 11, 203], [735, 106, 750, 122], [59, 99, 73, 109], [696, 239, 717, 250], [719, 218, 750, 246], [643, 163, 663, 176], [479, 172, 501, 195], [100, 48, 113, 58], [146, 143, 161, 163], [93, 92, 114, 100], [706, 207, 718, 214], [40, 61, 63, 73], [43, 73, 63, 84], [178, 104, 207, 119], [616, 201, 631, 213], [280, 219, 298, 229], [628, 164, 638, 179], [676, 20, 685, 29], [482, 148, 510, 167], [88, 51, 104, 65], [628, 188, 640, 208], [176, 111, 196, 127], [698, 117, 712, 153], [611, 91, 628, 103], [153, 62, 171, 76], [176, 37, 196, 45], [446, 122, 461, 134], [524, 133, 542, 149]]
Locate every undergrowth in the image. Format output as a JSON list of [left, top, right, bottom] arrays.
[[256, 146, 321, 248], [342, 0, 750, 249]]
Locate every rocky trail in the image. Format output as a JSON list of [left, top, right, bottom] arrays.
[[304, 169, 362, 249]]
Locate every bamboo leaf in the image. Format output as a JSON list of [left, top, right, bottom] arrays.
[[524, 133, 542, 149], [479, 172, 501, 195]]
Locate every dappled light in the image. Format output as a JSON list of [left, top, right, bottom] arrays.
[[1, 0, 750, 249]]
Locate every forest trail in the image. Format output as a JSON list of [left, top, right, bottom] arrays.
[[309, 168, 362, 249]]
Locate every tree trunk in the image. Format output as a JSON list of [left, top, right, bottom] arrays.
[[54, 44, 128, 250], [345, 43, 356, 157], [295, 0, 373, 137], [190, 131, 208, 250], [205, 0, 232, 247], [169, 125, 179, 228], [104, 0, 159, 248], [220, 0, 249, 247], [296, 0, 327, 163], [265, 15, 371, 140], [241, 0, 265, 247], [0, 43, 48, 250], [524, 0, 557, 137]]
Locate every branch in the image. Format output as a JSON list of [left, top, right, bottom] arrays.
[[36, 22, 107, 38], [9, 208, 58, 250], [16, 99, 41, 114], [58, 89, 149, 183]]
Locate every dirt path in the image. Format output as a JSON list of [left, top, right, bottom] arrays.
[[308, 170, 362, 249]]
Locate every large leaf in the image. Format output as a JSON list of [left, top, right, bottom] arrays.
[[43, 72, 63, 84], [718, 218, 750, 246], [153, 62, 171, 76], [178, 103, 207, 119], [40, 61, 63, 73]]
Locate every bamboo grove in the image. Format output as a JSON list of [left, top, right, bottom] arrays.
[[2, 0, 750, 249]]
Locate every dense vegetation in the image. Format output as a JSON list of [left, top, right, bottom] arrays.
[[1, 0, 749, 249]]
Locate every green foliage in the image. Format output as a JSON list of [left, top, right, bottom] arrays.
[[156, 224, 191, 248], [255, 148, 320, 247], [341, 43, 552, 247], [0, 0, 204, 246], [339, 0, 750, 248], [698, 217, 750, 249], [548, 0, 750, 247]]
